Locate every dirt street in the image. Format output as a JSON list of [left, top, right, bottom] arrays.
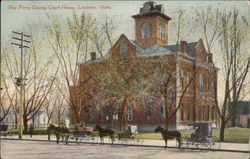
[[1, 140, 249, 159]]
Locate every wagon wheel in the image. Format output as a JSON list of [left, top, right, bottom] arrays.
[[181, 136, 191, 148], [121, 138, 130, 145], [209, 136, 221, 150]]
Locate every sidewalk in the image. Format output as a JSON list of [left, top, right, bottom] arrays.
[[2, 135, 249, 152]]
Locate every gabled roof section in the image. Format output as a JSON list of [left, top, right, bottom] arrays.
[[131, 41, 173, 57], [166, 41, 199, 57], [112, 34, 135, 50]]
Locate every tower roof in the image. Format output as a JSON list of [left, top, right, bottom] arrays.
[[132, 1, 171, 20]]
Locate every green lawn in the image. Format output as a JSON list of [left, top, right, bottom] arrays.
[[137, 127, 250, 143]]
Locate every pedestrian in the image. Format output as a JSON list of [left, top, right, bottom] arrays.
[[29, 124, 34, 138]]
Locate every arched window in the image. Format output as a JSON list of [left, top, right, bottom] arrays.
[[141, 23, 151, 39], [120, 43, 128, 57], [160, 24, 165, 40]]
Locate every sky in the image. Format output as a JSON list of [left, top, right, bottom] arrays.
[[1, 0, 250, 100], [1, 0, 249, 44]]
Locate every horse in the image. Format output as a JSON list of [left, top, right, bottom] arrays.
[[48, 124, 70, 144], [94, 125, 115, 145], [154, 126, 182, 149]]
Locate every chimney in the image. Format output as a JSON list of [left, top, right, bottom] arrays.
[[208, 53, 213, 63], [90, 52, 96, 60], [180, 41, 188, 54]]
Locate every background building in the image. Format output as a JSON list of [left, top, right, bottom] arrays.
[[227, 101, 250, 128]]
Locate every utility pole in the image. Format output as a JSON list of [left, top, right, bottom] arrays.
[[0, 88, 3, 159], [11, 31, 30, 139]]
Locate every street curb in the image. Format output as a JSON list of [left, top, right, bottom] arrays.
[[1, 137, 249, 154]]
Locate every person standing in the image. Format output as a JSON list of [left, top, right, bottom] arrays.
[[29, 124, 34, 138]]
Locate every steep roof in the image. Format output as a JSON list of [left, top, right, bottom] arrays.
[[166, 42, 198, 57], [82, 34, 199, 64], [131, 40, 173, 57]]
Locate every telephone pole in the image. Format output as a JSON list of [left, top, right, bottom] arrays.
[[11, 31, 30, 139]]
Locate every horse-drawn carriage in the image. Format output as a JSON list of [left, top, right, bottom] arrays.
[[182, 122, 221, 149], [68, 126, 99, 143], [48, 124, 99, 144], [116, 125, 143, 145], [0, 125, 9, 137], [48, 124, 143, 145]]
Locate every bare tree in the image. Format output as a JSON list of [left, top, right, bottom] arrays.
[[195, 7, 221, 53], [212, 8, 250, 141], [0, 89, 11, 123], [45, 12, 117, 124], [196, 7, 249, 141], [2, 30, 57, 133], [142, 56, 200, 130], [172, 9, 197, 45]]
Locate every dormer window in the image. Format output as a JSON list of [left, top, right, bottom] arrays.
[[141, 23, 151, 39], [199, 48, 205, 55], [160, 24, 165, 40], [120, 43, 128, 57]]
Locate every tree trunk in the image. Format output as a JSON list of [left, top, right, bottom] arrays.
[[119, 97, 127, 132], [32, 117, 35, 127], [15, 113, 18, 129], [230, 101, 237, 127], [219, 120, 226, 142], [23, 114, 28, 134], [231, 115, 236, 127], [164, 106, 169, 131]]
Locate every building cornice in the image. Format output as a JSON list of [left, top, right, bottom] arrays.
[[177, 52, 219, 72]]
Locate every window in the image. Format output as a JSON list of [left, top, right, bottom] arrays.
[[160, 104, 165, 119], [180, 70, 184, 90], [120, 43, 128, 57], [199, 73, 205, 92], [146, 103, 152, 120], [212, 106, 215, 121], [187, 71, 190, 91], [181, 104, 184, 121], [99, 106, 109, 121], [187, 104, 191, 121], [199, 48, 204, 55], [192, 105, 195, 121], [142, 23, 151, 39], [203, 106, 206, 121], [113, 107, 119, 120], [87, 105, 94, 121], [160, 24, 165, 40], [127, 105, 133, 121], [207, 106, 210, 121], [210, 78, 214, 92]]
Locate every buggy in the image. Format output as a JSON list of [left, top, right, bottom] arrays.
[[116, 125, 143, 145], [182, 122, 221, 149], [69, 126, 98, 143], [0, 125, 9, 137]]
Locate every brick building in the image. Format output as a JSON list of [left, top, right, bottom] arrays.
[[70, 2, 218, 132]]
